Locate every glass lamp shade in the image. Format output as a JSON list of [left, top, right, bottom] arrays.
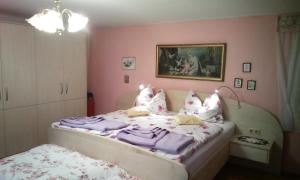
[[27, 9, 64, 33], [67, 11, 89, 32], [27, 9, 88, 34]]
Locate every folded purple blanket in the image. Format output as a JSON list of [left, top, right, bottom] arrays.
[[60, 116, 104, 125], [60, 116, 128, 132], [117, 128, 169, 147], [117, 127, 194, 154], [122, 127, 164, 139], [154, 132, 194, 154]]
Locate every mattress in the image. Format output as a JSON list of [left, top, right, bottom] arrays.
[[184, 120, 235, 175], [0, 144, 139, 180], [51, 111, 235, 177], [52, 111, 225, 162]]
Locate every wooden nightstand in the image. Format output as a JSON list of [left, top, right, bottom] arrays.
[[230, 135, 273, 164]]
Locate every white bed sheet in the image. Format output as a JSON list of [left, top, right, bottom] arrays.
[[51, 111, 235, 177], [184, 120, 235, 175], [52, 111, 224, 162]]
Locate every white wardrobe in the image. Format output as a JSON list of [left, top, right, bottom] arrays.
[[0, 22, 87, 158]]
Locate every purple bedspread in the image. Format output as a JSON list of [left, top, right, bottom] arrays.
[[116, 127, 194, 154], [121, 127, 164, 139], [117, 128, 168, 147], [60, 116, 104, 125], [60, 116, 128, 132], [154, 132, 194, 154]]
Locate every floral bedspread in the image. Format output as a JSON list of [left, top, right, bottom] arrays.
[[52, 111, 223, 163], [0, 144, 139, 180]]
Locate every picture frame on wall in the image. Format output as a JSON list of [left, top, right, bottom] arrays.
[[243, 62, 252, 73], [122, 57, 136, 70], [247, 80, 256, 90], [234, 78, 243, 88], [156, 43, 226, 81]]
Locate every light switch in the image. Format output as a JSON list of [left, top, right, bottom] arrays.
[[124, 75, 129, 83]]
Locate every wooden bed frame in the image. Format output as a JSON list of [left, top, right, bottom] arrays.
[[49, 90, 283, 180]]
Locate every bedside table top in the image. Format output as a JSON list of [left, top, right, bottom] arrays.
[[231, 135, 273, 150]]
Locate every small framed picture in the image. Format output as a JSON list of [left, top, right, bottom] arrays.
[[247, 80, 256, 90], [234, 78, 243, 88], [122, 57, 136, 70], [243, 62, 251, 73]]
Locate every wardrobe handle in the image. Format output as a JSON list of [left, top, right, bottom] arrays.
[[60, 83, 64, 95], [65, 83, 69, 94], [5, 87, 8, 101]]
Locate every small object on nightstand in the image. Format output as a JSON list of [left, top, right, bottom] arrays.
[[237, 135, 268, 145], [230, 135, 273, 164]]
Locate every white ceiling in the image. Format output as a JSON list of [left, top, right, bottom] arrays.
[[0, 0, 299, 27]]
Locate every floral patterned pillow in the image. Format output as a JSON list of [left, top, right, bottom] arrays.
[[179, 90, 202, 114], [147, 89, 167, 114], [203, 93, 222, 112], [135, 84, 154, 106], [179, 92, 223, 123], [199, 93, 223, 123]]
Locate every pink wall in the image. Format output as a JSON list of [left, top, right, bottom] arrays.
[[89, 15, 279, 117]]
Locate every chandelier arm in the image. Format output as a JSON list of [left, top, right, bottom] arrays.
[[53, 0, 62, 12], [62, 9, 72, 17]]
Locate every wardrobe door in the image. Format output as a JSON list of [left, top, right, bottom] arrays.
[[4, 106, 38, 156], [0, 64, 3, 110], [63, 98, 87, 117], [0, 111, 5, 158], [38, 102, 64, 144], [62, 33, 87, 100], [0, 23, 36, 109], [36, 32, 64, 104]]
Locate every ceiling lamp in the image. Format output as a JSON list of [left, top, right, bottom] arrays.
[[26, 0, 88, 35]]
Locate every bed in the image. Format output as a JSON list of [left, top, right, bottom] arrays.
[[0, 144, 138, 180], [49, 90, 283, 180]]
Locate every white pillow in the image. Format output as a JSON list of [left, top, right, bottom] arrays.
[[179, 90, 202, 114], [203, 93, 222, 112], [198, 93, 223, 123], [147, 89, 167, 114], [179, 92, 223, 123], [135, 84, 154, 106]]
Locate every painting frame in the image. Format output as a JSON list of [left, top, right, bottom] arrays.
[[234, 78, 243, 88], [247, 80, 256, 90], [156, 43, 226, 81], [122, 57, 136, 70], [243, 62, 251, 73]]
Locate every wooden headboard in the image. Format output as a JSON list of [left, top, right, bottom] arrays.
[[116, 89, 283, 174]]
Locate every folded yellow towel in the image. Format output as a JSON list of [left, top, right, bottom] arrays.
[[175, 115, 202, 125], [127, 106, 150, 117]]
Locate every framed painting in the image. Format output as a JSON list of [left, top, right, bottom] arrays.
[[234, 78, 243, 88], [243, 62, 251, 73], [156, 43, 226, 81], [247, 80, 256, 90], [122, 57, 136, 70]]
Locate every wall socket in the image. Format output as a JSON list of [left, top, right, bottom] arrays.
[[249, 128, 261, 136]]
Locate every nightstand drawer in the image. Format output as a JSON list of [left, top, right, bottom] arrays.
[[230, 143, 270, 163]]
